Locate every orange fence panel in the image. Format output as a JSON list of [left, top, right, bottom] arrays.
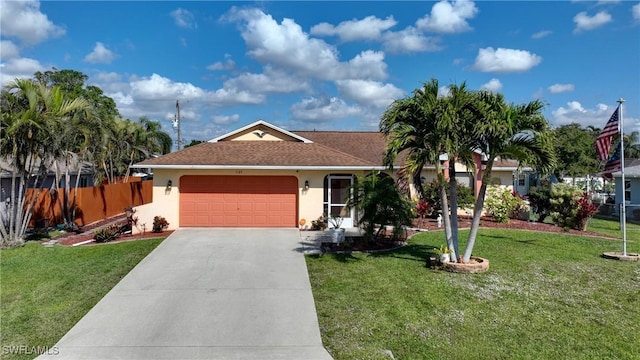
[[28, 180, 153, 227]]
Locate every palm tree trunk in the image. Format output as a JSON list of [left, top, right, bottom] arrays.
[[463, 164, 493, 262], [436, 161, 453, 254], [439, 181, 453, 250], [448, 162, 459, 262]]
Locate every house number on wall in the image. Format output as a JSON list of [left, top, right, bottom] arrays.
[[235, 170, 243, 174]]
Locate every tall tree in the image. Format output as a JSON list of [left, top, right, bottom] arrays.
[[139, 116, 173, 155], [622, 131, 640, 159], [552, 123, 599, 181], [462, 92, 555, 262], [0, 79, 90, 247], [34, 69, 119, 120], [381, 79, 456, 258]]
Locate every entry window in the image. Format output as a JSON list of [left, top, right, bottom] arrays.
[[323, 174, 353, 217]]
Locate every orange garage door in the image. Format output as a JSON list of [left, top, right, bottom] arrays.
[[179, 175, 298, 227]]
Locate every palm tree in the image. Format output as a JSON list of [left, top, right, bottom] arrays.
[[381, 79, 457, 258], [437, 82, 476, 259], [52, 99, 101, 230], [462, 91, 555, 262], [381, 79, 476, 262], [623, 131, 640, 159], [139, 116, 173, 155], [0, 79, 90, 247]]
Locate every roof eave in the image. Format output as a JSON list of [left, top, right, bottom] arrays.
[[209, 120, 313, 143], [132, 164, 388, 171]]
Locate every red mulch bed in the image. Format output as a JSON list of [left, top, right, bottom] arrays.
[[53, 214, 173, 246], [412, 216, 613, 238], [324, 216, 613, 253]]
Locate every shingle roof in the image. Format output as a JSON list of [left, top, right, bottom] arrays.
[[135, 141, 378, 168], [133, 122, 525, 170], [294, 131, 391, 166]]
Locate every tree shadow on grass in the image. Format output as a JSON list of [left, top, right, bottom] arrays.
[[368, 243, 437, 264], [307, 253, 362, 263]]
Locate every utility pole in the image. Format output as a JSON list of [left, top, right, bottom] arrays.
[[175, 99, 183, 150]]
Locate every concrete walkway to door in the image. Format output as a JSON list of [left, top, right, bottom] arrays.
[[39, 228, 333, 360]]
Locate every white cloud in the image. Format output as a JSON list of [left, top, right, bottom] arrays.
[[573, 11, 612, 33], [0, 40, 20, 59], [550, 101, 640, 134], [130, 73, 206, 100], [480, 78, 502, 92], [548, 83, 575, 94], [206, 54, 236, 71], [93, 71, 122, 83], [108, 91, 134, 106], [633, 4, 640, 21], [472, 47, 542, 73], [531, 30, 552, 39], [552, 101, 617, 128], [416, 0, 478, 33], [171, 8, 197, 29], [289, 96, 361, 122], [438, 86, 451, 97], [212, 114, 240, 125], [208, 88, 266, 107], [0, 0, 65, 45], [223, 66, 310, 94], [223, 8, 388, 81], [83, 42, 117, 64], [382, 27, 441, 53], [310, 16, 397, 42], [0, 57, 45, 85], [335, 79, 404, 108]]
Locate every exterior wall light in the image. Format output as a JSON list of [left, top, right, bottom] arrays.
[[304, 180, 310, 190], [166, 180, 172, 191]]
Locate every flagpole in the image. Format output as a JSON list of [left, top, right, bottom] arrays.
[[619, 98, 627, 256]]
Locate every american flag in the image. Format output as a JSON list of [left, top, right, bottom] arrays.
[[595, 107, 619, 161], [602, 142, 622, 180]]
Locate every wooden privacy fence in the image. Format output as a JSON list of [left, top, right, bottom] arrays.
[[29, 179, 153, 228]]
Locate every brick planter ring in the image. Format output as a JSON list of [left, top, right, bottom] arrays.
[[443, 256, 489, 273]]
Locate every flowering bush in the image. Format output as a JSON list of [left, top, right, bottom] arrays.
[[549, 183, 598, 230], [485, 186, 527, 223]]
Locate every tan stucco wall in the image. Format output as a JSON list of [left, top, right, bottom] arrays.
[[132, 168, 371, 234]]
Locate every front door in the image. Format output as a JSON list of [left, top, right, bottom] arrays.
[[325, 175, 354, 228]]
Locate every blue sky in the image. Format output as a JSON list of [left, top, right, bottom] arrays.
[[1, 1, 639, 149]]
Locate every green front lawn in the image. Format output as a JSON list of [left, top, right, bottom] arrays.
[[307, 225, 639, 359], [588, 217, 640, 241], [0, 239, 164, 360]]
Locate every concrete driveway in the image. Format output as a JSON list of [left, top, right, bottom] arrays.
[[40, 228, 333, 359]]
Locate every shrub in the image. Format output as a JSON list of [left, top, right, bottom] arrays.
[[416, 200, 430, 218], [421, 179, 474, 217], [548, 183, 598, 230], [93, 225, 122, 243], [347, 175, 413, 242], [485, 186, 527, 223], [152, 216, 169, 233], [528, 181, 552, 222], [311, 214, 327, 230], [575, 192, 599, 230]]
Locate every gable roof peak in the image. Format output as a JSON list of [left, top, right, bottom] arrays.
[[209, 119, 313, 143]]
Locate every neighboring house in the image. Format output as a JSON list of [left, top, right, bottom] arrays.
[[0, 158, 96, 203], [611, 159, 640, 219], [132, 120, 527, 232]]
